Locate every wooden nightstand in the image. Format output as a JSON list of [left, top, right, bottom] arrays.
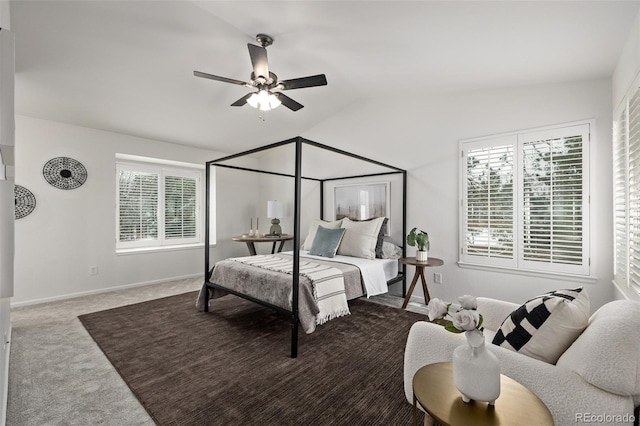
[[232, 234, 294, 256], [400, 257, 444, 309]]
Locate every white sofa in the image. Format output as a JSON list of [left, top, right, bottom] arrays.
[[404, 297, 640, 426]]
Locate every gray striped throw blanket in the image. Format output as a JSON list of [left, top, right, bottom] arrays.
[[230, 255, 350, 325]]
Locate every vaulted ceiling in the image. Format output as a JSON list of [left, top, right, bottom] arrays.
[[9, 1, 639, 153]]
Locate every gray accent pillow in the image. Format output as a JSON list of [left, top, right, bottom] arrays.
[[302, 219, 343, 250], [309, 226, 346, 258]]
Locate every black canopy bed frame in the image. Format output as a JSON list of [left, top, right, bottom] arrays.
[[203, 136, 407, 358]]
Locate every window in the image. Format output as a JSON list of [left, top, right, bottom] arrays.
[[116, 159, 203, 251], [460, 122, 591, 276], [614, 82, 640, 295]]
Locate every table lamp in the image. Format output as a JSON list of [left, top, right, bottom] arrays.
[[267, 200, 284, 236]]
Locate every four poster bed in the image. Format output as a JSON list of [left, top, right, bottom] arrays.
[[199, 137, 407, 358]]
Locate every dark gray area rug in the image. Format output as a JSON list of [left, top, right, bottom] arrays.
[[78, 291, 424, 425]]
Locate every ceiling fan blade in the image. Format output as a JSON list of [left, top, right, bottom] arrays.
[[279, 74, 327, 90], [247, 44, 269, 80], [194, 71, 248, 86], [230, 93, 254, 107], [274, 93, 304, 111]]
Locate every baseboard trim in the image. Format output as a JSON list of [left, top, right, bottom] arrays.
[[10, 274, 203, 308], [1, 324, 11, 426]]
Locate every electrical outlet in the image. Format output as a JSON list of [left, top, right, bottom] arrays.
[[90, 266, 99, 276], [434, 273, 442, 284]]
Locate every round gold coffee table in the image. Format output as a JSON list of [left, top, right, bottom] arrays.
[[412, 362, 553, 426]]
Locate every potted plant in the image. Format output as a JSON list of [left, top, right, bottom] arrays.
[[407, 227, 430, 262]]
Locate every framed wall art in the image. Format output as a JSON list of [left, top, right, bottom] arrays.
[[333, 181, 390, 235]]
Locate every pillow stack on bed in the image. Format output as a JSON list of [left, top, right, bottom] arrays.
[[304, 217, 387, 259]]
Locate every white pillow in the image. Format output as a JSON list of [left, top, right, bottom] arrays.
[[302, 219, 343, 250], [337, 217, 385, 259], [556, 300, 640, 395], [491, 287, 590, 364], [381, 241, 403, 259]]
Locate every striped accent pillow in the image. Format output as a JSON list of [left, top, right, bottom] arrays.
[[492, 288, 590, 364]]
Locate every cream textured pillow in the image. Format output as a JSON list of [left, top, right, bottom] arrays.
[[302, 219, 342, 250], [337, 217, 385, 259], [491, 287, 590, 364], [556, 300, 640, 395]]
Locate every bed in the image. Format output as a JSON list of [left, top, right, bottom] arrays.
[[197, 250, 400, 334], [200, 137, 407, 357]]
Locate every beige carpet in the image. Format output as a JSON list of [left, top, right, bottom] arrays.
[[7, 278, 202, 426]]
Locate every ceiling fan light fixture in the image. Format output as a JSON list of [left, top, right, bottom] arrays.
[[247, 90, 281, 111], [194, 34, 326, 112]]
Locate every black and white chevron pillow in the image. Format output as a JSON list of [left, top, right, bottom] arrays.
[[492, 287, 590, 364]]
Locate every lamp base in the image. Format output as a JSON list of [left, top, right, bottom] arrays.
[[269, 218, 282, 236]]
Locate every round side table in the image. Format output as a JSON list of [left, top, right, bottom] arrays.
[[412, 362, 553, 426], [232, 234, 294, 256], [400, 257, 444, 309]]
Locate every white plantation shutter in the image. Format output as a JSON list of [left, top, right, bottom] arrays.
[[461, 122, 590, 276], [629, 89, 640, 293], [463, 141, 515, 265], [118, 170, 159, 243], [614, 106, 628, 288], [164, 175, 197, 240], [116, 162, 202, 249], [614, 84, 640, 295], [519, 125, 589, 275]]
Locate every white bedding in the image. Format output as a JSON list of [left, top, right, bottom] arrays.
[[284, 250, 398, 297]]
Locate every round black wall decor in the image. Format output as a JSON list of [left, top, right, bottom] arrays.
[[15, 185, 36, 219], [43, 157, 88, 190]]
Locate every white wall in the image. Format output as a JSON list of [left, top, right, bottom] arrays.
[[613, 11, 640, 110], [13, 116, 259, 305], [253, 140, 404, 252], [0, 4, 11, 425], [304, 78, 614, 310]]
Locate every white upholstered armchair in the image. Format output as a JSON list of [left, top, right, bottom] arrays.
[[404, 297, 640, 426]]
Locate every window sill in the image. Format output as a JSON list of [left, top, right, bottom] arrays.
[[116, 243, 215, 256], [457, 261, 598, 284], [612, 279, 640, 301]]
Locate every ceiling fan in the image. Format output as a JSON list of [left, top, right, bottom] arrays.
[[194, 34, 327, 112]]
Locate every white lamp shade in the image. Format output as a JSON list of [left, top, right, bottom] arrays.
[[267, 200, 284, 218]]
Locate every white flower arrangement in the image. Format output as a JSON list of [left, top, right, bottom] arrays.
[[426, 295, 484, 334]]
